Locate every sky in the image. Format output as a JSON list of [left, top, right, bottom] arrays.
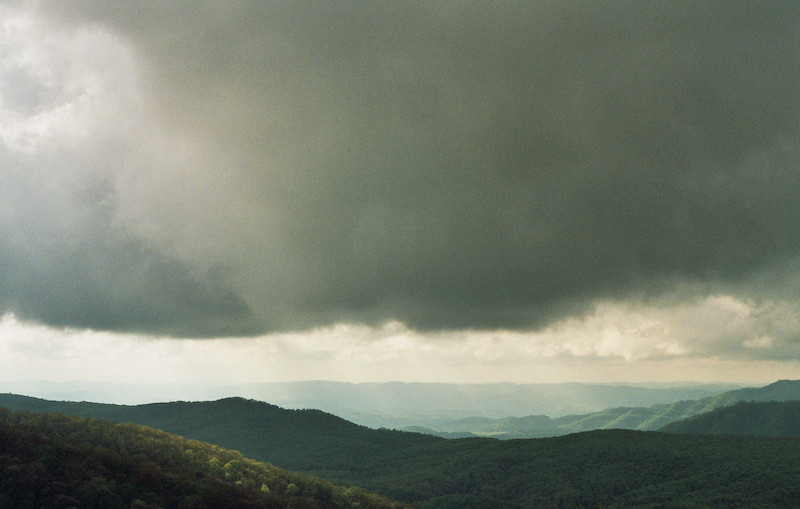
[[1, 1, 800, 387]]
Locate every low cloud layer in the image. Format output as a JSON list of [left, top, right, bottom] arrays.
[[3, 297, 800, 387], [2, 2, 800, 342]]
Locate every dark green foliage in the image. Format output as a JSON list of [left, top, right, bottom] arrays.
[[362, 430, 800, 508], [0, 394, 443, 475], [661, 400, 800, 437], [0, 407, 407, 509], [8, 392, 800, 507]]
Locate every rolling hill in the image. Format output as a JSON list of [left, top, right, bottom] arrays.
[[661, 400, 800, 437], [200, 381, 738, 428], [0, 380, 738, 428], [0, 406, 407, 508], [413, 379, 800, 438], [0, 394, 442, 473], [6, 390, 800, 507]]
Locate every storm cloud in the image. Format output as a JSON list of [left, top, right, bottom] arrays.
[[2, 1, 800, 337]]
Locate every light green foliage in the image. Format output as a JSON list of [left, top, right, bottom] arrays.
[[0, 406, 409, 508], [6, 384, 800, 507]]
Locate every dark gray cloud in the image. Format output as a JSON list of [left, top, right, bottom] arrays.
[[3, 1, 800, 336]]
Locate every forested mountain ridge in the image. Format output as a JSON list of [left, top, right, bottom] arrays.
[[411, 379, 800, 438], [661, 400, 800, 437], [7, 391, 800, 507], [200, 381, 738, 427], [0, 394, 442, 472], [574, 379, 800, 432], [0, 380, 739, 417], [0, 406, 408, 508]]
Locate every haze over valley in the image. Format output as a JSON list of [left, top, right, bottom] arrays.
[[5, 379, 800, 507]]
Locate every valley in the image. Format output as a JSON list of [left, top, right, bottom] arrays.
[[3, 380, 800, 507]]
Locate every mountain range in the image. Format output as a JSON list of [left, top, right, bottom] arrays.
[[412, 379, 800, 438], [4, 380, 800, 507], [0, 380, 739, 427]]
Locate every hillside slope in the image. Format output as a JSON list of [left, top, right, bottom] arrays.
[[0, 406, 407, 509], [0, 394, 442, 472], [416, 379, 800, 438], [6, 393, 800, 507], [661, 400, 800, 437]]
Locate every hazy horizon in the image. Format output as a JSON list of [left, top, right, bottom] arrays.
[[2, 2, 800, 387], [0, 378, 748, 421]]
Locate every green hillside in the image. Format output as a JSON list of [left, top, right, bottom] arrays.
[[661, 400, 800, 437], [416, 379, 800, 438], [7, 393, 800, 507], [0, 406, 407, 509], [0, 394, 442, 473], [368, 429, 800, 508]]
